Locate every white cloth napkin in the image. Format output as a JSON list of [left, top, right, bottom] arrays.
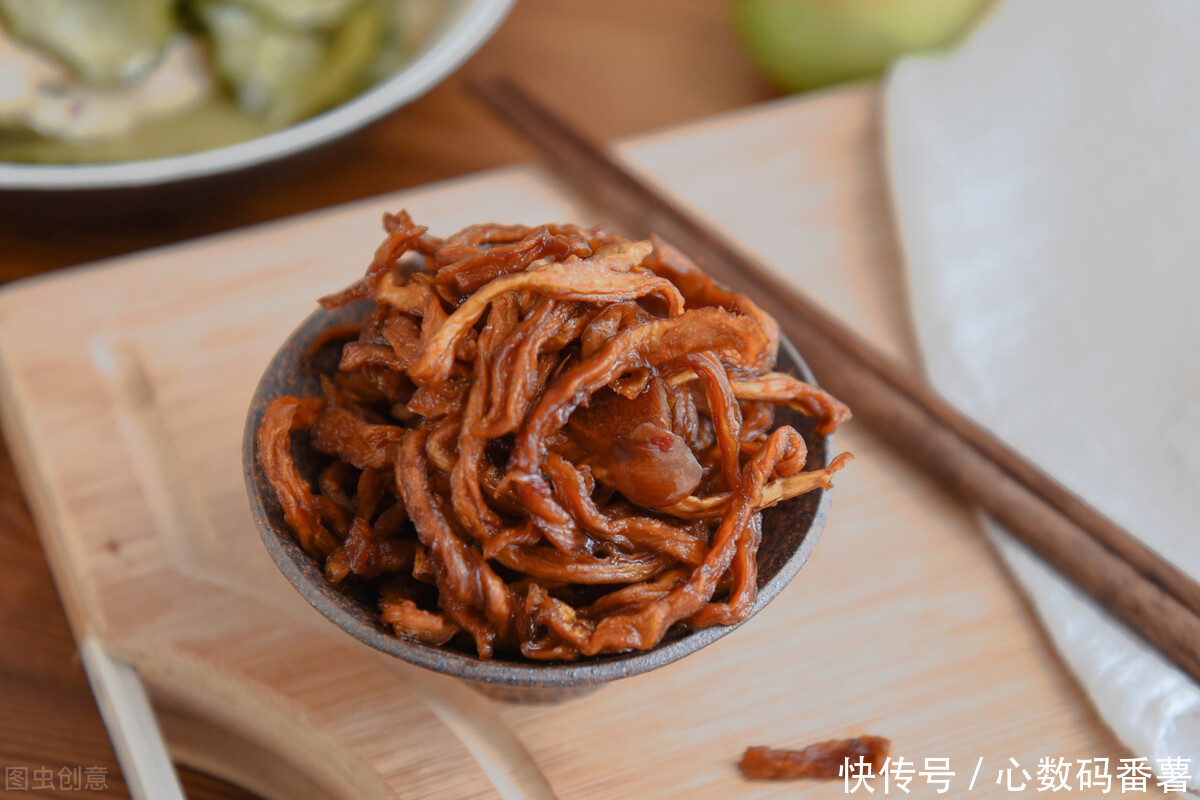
[[885, 0, 1200, 782]]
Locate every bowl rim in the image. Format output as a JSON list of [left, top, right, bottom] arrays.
[[243, 299, 835, 688], [0, 0, 515, 191]]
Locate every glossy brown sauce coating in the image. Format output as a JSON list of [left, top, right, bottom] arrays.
[[567, 379, 702, 508], [739, 736, 892, 780], [256, 211, 853, 660]]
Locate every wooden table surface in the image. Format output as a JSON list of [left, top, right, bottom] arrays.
[[0, 3, 776, 798]]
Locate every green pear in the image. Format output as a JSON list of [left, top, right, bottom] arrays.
[[732, 0, 993, 92]]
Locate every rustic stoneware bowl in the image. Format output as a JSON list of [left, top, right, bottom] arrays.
[[243, 298, 835, 695]]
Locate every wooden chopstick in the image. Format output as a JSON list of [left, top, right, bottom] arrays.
[[469, 75, 1200, 685]]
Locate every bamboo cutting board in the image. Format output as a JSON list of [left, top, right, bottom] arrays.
[[0, 84, 1146, 799]]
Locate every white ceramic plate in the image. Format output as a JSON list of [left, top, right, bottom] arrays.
[[0, 0, 514, 191]]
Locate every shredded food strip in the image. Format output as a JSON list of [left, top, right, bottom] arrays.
[[739, 737, 892, 781]]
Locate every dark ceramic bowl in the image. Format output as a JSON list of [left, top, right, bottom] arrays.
[[243, 299, 835, 691]]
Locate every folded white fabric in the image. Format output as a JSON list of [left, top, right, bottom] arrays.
[[885, 0, 1200, 781]]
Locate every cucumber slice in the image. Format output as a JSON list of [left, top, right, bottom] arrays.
[[194, 0, 386, 125], [0, 96, 273, 163], [0, 0, 176, 86], [229, 0, 361, 31]]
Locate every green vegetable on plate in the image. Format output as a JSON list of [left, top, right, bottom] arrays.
[[0, 0, 398, 163]]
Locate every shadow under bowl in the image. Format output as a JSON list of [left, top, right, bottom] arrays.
[[243, 299, 835, 692]]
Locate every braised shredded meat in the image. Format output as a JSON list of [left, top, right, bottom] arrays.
[[256, 211, 852, 660], [739, 737, 892, 780]]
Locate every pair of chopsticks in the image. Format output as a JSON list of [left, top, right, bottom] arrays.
[[469, 76, 1200, 685]]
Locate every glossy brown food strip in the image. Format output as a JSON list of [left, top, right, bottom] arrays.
[[380, 596, 460, 646], [405, 243, 682, 386], [437, 227, 592, 293], [320, 210, 435, 308], [683, 352, 742, 491], [647, 234, 780, 369], [566, 377, 702, 508], [494, 544, 673, 584], [543, 453, 708, 565], [476, 298, 580, 438], [337, 518, 416, 579], [396, 425, 514, 655], [524, 426, 807, 656], [663, 452, 854, 520], [306, 322, 362, 359], [506, 307, 767, 504], [686, 512, 761, 628], [579, 568, 690, 619], [257, 396, 338, 558], [311, 403, 405, 471], [732, 372, 852, 436], [739, 737, 892, 780]]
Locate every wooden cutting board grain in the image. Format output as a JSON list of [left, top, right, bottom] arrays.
[[0, 85, 1152, 799]]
